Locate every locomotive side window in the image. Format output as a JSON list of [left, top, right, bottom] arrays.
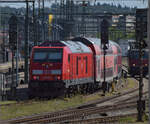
[[76, 57, 78, 75]]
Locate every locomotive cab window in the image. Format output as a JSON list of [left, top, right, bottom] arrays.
[[33, 52, 47, 61], [48, 52, 62, 62], [33, 48, 63, 62]]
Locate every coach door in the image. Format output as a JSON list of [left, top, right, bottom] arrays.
[[78, 56, 82, 78], [68, 54, 73, 81], [114, 56, 117, 74], [96, 56, 100, 81]]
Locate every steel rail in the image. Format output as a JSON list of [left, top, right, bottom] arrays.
[[9, 88, 139, 124], [27, 102, 138, 123], [65, 113, 138, 124], [116, 91, 148, 104]]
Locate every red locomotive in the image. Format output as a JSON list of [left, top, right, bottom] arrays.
[[128, 48, 148, 77], [29, 37, 122, 98]]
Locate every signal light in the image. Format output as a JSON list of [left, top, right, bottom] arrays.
[[101, 19, 109, 45], [9, 15, 18, 50]]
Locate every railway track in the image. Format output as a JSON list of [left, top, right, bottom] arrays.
[[4, 62, 147, 124], [121, 64, 128, 73], [7, 87, 142, 124], [8, 98, 148, 124], [9, 101, 139, 124], [12, 99, 149, 124], [63, 113, 138, 124], [116, 91, 148, 104], [27, 102, 138, 124]]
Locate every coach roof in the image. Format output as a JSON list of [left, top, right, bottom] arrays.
[[61, 40, 92, 53]]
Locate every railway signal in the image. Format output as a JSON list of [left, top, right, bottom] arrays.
[[9, 15, 18, 50], [9, 15, 18, 99], [140, 39, 147, 49], [101, 19, 109, 95], [136, 8, 147, 122], [101, 19, 109, 45], [136, 9, 147, 41]]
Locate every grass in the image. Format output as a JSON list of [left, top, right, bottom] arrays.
[[0, 77, 139, 120], [127, 78, 138, 88], [122, 57, 128, 66], [0, 101, 16, 105], [0, 95, 84, 120], [118, 113, 148, 124], [119, 116, 136, 123]]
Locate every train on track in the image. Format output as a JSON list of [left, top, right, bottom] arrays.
[[29, 37, 122, 98], [128, 48, 148, 77]]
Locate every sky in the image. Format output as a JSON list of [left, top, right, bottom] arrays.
[[99, 0, 148, 8], [0, 0, 148, 8]]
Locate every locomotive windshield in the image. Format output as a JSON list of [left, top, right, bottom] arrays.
[[33, 48, 63, 62]]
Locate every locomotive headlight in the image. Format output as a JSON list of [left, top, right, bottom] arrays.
[[33, 76, 36, 80], [133, 64, 135, 66], [54, 76, 61, 80], [145, 64, 148, 66], [33, 76, 39, 80], [57, 76, 61, 80]]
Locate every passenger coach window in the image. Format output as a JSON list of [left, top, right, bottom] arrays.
[[68, 55, 70, 62], [85, 56, 88, 73], [98, 60, 100, 74]]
